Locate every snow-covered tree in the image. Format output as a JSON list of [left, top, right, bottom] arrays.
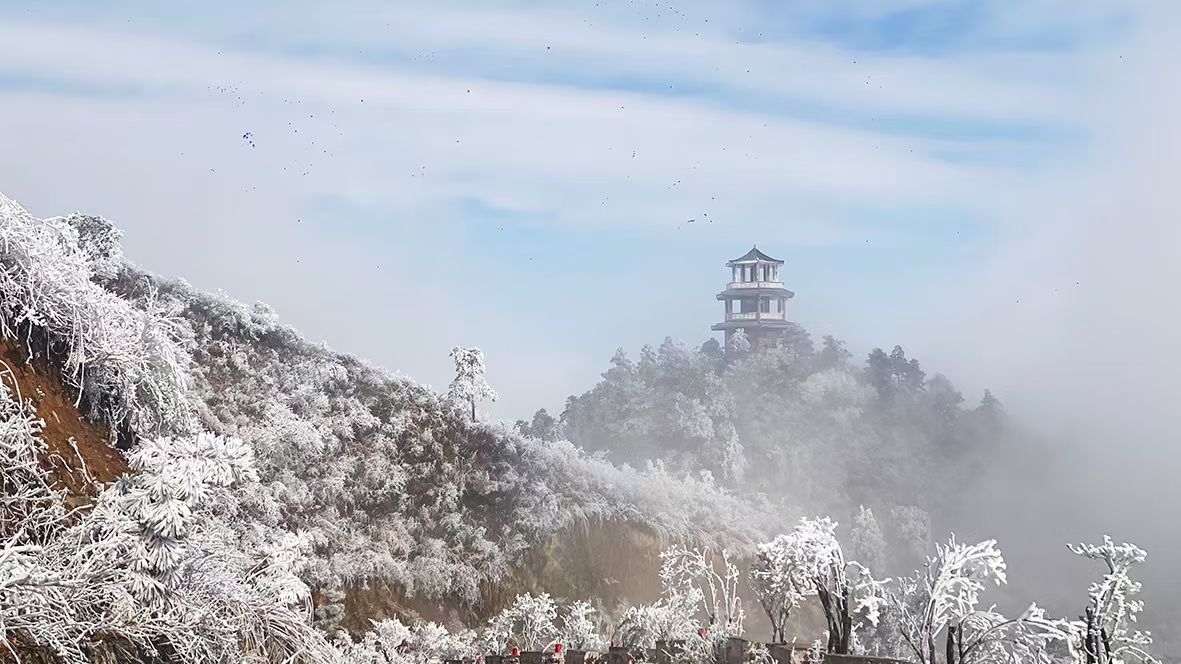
[[0, 194, 193, 438], [516, 408, 562, 442], [849, 506, 887, 577], [560, 600, 607, 652], [890, 536, 1009, 664], [942, 604, 1072, 664], [484, 592, 560, 652], [1067, 537, 1160, 664], [338, 617, 477, 664], [60, 213, 125, 281], [782, 517, 886, 655], [660, 545, 744, 638], [100, 432, 260, 602], [727, 329, 751, 355], [614, 545, 744, 658], [447, 346, 498, 419], [751, 534, 813, 643], [890, 505, 932, 564]]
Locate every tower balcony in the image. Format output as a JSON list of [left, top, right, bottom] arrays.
[[726, 280, 786, 290], [726, 310, 786, 321], [716, 283, 795, 301]]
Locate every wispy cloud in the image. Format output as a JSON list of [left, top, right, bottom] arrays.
[[0, 0, 1142, 419]]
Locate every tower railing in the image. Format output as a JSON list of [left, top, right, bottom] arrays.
[[726, 311, 786, 321], [727, 281, 784, 290]]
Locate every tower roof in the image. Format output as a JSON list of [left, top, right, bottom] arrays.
[[726, 246, 783, 266]]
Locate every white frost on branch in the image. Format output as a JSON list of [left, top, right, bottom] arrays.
[[447, 346, 497, 419], [339, 617, 478, 664], [483, 592, 560, 652], [659, 544, 744, 637], [1066, 536, 1160, 664], [560, 600, 607, 652], [751, 532, 814, 643], [774, 517, 887, 655], [890, 536, 1007, 664], [0, 193, 193, 437], [727, 329, 750, 355]]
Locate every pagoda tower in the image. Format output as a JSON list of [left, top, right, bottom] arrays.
[[711, 246, 795, 351]]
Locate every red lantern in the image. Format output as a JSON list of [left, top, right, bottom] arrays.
[[555, 644, 564, 653], [512, 648, 520, 657]]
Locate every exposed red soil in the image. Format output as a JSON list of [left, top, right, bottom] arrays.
[[0, 338, 127, 498]]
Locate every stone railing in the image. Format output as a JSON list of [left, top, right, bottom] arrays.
[[727, 281, 784, 289]]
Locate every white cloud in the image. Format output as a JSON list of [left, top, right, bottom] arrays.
[[0, 2, 1130, 419]]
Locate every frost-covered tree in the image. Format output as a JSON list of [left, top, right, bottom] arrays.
[[864, 345, 926, 404], [883, 535, 1079, 664], [614, 545, 744, 658], [448, 346, 498, 419], [560, 600, 607, 652], [782, 517, 886, 655], [0, 194, 193, 438], [339, 617, 478, 664], [889, 536, 1008, 664], [751, 534, 813, 643], [108, 432, 259, 601], [1067, 537, 1160, 664], [660, 545, 744, 637], [890, 505, 932, 564], [484, 592, 561, 652], [727, 329, 751, 355], [59, 213, 125, 281], [0, 391, 336, 663], [516, 408, 561, 442], [816, 335, 852, 372], [849, 506, 887, 577], [942, 604, 1072, 664]]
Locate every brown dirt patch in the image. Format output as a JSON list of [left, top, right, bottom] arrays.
[[0, 338, 127, 498]]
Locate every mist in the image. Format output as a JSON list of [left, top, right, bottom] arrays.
[[911, 0, 1181, 643]]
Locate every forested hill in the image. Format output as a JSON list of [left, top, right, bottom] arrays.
[[536, 329, 1008, 575]]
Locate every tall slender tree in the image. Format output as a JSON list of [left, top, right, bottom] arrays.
[[448, 346, 498, 419]]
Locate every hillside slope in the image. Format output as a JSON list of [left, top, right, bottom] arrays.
[[0, 191, 779, 655], [98, 262, 779, 628]]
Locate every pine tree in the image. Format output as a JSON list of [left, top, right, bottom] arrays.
[[447, 346, 498, 419]]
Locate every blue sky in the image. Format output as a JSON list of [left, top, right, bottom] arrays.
[[0, 0, 1169, 423]]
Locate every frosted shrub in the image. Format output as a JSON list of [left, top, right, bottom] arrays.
[[616, 544, 743, 660], [340, 617, 478, 664], [484, 592, 561, 652], [0, 194, 193, 437], [561, 600, 607, 652], [108, 432, 259, 601], [614, 598, 697, 652]]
